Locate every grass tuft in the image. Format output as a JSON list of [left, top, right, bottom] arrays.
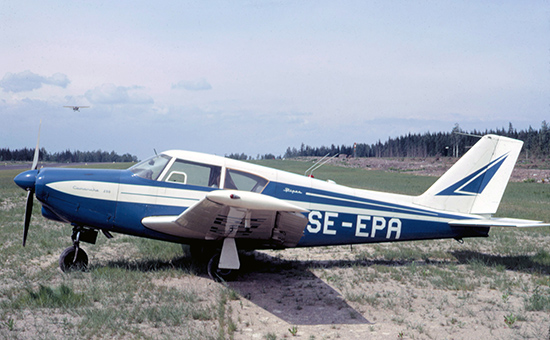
[[14, 284, 89, 309], [524, 286, 550, 311]]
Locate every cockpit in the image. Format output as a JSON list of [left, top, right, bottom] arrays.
[[129, 153, 268, 193], [129, 154, 170, 181]]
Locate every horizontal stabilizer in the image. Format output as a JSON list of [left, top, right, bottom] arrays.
[[450, 218, 550, 228]]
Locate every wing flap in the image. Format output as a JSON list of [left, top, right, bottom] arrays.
[[450, 218, 550, 228], [142, 190, 308, 247]]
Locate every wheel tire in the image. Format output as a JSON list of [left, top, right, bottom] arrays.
[[59, 246, 88, 272], [207, 253, 237, 282]]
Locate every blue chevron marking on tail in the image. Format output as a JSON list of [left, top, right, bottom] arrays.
[[436, 153, 509, 196]]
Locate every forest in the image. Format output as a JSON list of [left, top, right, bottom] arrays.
[[0, 148, 138, 163], [283, 122, 550, 159], [2, 122, 549, 163]]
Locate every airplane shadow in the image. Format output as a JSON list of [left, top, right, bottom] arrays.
[[90, 248, 549, 326], [227, 252, 372, 326], [451, 250, 550, 275], [91, 251, 372, 326]]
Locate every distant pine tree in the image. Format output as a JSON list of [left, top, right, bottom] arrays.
[[0, 148, 138, 163], [284, 121, 550, 159]]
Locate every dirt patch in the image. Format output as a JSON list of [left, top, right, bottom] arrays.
[[220, 244, 550, 339]]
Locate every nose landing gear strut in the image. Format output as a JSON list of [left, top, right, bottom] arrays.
[[59, 226, 98, 272]]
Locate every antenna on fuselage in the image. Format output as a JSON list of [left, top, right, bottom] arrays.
[[453, 132, 482, 138], [304, 153, 339, 178], [154, 149, 158, 156]]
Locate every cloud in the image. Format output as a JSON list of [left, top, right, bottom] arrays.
[[171, 78, 212, 91], [85, 84, 153, 105], [0, 70, 70, 93]]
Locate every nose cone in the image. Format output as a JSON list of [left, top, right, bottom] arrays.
[[14, 170, 38, 191]]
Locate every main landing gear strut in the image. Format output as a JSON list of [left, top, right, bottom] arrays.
[[189, 240, 240, 282], [207, 252, 238, 282]]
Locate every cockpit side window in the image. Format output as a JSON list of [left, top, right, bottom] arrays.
[[129, 154, 170, 180], [224, 169, 268, 192], [163, 159, 221, 188]]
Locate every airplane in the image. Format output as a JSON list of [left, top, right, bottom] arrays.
[[14, 132, 550, 281], [63, 106, 90, 112]]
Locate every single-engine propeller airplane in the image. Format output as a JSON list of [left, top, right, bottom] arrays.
[[14, 132, 550, 280], [63, 106, 90, 112]]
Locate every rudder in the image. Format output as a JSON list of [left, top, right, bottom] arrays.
[[413, 135, 523, 215]]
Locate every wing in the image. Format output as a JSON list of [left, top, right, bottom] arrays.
[[450, 218, 550, 228], [142, 190, 309, 248]]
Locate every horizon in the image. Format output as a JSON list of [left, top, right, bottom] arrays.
[[1, 2, 548, 160], [3, 120, 548, 161]]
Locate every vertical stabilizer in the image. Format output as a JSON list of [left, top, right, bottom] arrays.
[[413, 135, 523, 215]]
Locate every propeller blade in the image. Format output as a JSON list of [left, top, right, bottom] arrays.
[[23, 190, 34, 247], [19, 120, 42, 247], [23, 120, 41, 246], [31, 120, 41, 170]]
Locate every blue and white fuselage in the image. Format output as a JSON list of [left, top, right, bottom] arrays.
[[14, 134, 549, 279]]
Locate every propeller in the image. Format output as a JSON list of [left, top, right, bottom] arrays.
[[22, 121, 41, 247]]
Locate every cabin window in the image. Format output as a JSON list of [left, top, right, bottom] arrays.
[[224, 169, 268, 192], [129, 154, 170, 180], [164, 159, 221, 187]]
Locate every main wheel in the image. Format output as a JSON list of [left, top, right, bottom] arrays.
[[59, 246, 88, 272], [207, 253, 237, 282]]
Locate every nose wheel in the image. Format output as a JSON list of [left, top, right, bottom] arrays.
[[59, 226, 94, 272], [59, 245, 88, 272]]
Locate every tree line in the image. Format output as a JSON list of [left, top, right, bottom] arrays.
[[4, 121, 549, 163], [0, 148, 138, 163], [283, 122, 550, 159], [225, 152, 280, 161]]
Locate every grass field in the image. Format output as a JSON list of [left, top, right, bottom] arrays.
[[1, 161, 550, 339]]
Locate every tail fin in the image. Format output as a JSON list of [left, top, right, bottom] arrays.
[[414, 134, 523, 215]]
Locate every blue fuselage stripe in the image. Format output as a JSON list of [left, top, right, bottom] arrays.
[[35, 168, 488, 247]]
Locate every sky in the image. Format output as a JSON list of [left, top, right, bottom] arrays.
[[1, 1, 548, 160]]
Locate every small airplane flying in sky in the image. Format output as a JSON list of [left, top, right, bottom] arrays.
[[63, 106, 90, 112], [14, 132, 549, 280]]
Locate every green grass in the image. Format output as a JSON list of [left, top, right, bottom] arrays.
[[497, 182, 550, 222], [0, 164, 233, 339], [2, 160, 550, 339], [524, 286, 550, 311], [253, 159, 436, 195], [10, 284, 89, 309]]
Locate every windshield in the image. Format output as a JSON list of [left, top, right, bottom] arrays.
[[129, 154, 170, 180]]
